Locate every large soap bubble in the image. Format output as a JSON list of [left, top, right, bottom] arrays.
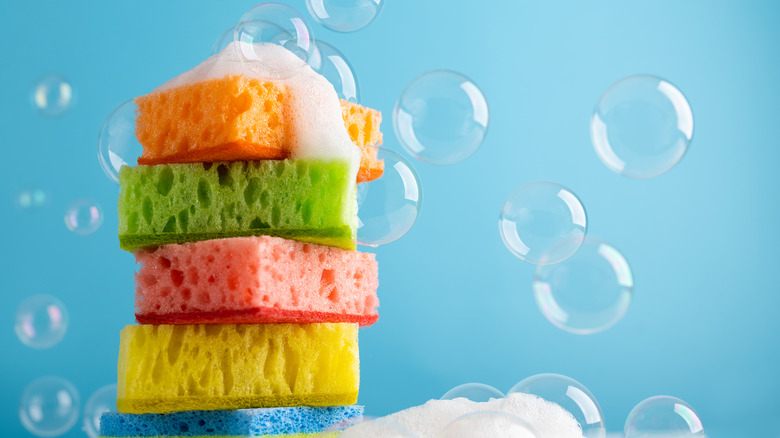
[[308, 40, 360, 103], [441, 383, 505, 402], [534, 237, 633, 334], [508, 374, 606, 438], [305, 0, 384, 32], [499, 182, 587, 265], [15, 295, 69, 349], [235, 3, 315, 65], [394, 70, 488, 166], [19, 376, 80, 437], [625, 396, 705, 438], [591, 75, 693, 179], [98, 100, 142, 184]]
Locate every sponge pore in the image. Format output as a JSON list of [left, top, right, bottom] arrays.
[[135, 75, 383, 183], [135, 236, 379, 326], [118, 160, 356, 252], [100, 405, 362, 437], [117, 323, 359, 414]]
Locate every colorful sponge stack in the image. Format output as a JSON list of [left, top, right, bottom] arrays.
[[101, 41, 384, 438]]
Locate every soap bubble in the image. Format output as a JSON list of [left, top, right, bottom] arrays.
[[235, 3, 315, 67], [356, 146, 422, 247], [211, 25, 237, 55], [394, 70, 488, 165], [309, 40, 360, 102], [441, 383, 505, 402], [591, 75, 693, 179], [64, 199, 103, 235], [15, 187, 49, 209], [305, 0, 384, 32], [442, 411, 538, 438], [625, 396, 704, 438], [98, 99, 142, 184], [82, 384, 117, 438], [15, 295, 69, 349], [508, 374, 605, 438], [31, 75, 74, 117], [533, 237, 633, 334], [339, 417, 417, 437], [19, 376, 80, 437], [499, 182, 587, 265]]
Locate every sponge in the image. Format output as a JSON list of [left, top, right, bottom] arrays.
[[134, 75, 383, 183], [118, 160, 356, 252], [135, 236, 379, 326], [100, 405, 361, 437], [117, 324, 359, 414]]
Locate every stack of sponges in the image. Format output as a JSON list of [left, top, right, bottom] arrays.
[[101, 42, 384, 438]]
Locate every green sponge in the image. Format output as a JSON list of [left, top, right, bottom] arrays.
[[118, 160, 356, 252]]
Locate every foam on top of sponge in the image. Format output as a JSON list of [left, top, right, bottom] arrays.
[[341, 393, 584, 438], [150, 42, 360, 184]]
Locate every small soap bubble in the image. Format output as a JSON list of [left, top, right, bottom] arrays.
[[83, 384, 117, 438], [64, 199, 103, 235], [591, 75, 693, 179], [394, 70, 489, 165], [305, 0, 384, 32], [31, 75, 74, 117], [357, 146, 422, 247], [508, 373, 606, 438], [15, 295, 69, 349], [308, 40, 360, 102], [534, 237, 633, 334], [235, 3, 315, 67], [339, 417, 416, 438], [441, 383, 505, 402], [15, 187, 50, 209], [442, 411, 538, 438], [98, 100, 143, 184], [499, 182, 587, 265], [625, 396, 705, 438], [19, 376, 80, 437]]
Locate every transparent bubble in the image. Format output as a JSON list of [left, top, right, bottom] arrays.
[[15, 187, 50, 209], [82, 384, 117, 438], [625, 396, 705, 438], [211, 25, 237, 55], [305, 0, 384, 32], [309, 40, 360, 102], [442, 411, 538, 438], [357, 146, 422, 247], [508, 374, 606, 438], [499, 182, 587, 265], [98, 100, 142, 184], [339, 417, 417, 438], [394, 70, 489, 165], [64, 199, 103, 235], [235, 3, 315, 69], [591, 75, 693, 179], [441, 383, 505, 402], [533, 237, 633, 334], [19, 376, 80, 437], [31, 75, 74, 117], [15, 295, 69, 349]]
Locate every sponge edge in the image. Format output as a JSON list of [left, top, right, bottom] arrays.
[[117, 324, 359, 414], [100, 405, 362, 437], [134, 236, 379, 327]]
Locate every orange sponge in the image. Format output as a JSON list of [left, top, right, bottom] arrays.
[[135, 75, 383, 183]]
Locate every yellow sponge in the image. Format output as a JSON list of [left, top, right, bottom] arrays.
[[117, 324, 359, 414]]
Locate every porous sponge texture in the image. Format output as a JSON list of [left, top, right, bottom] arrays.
[[100, 405, 362, 437], [135, 75, 383, 183], [135, 236, 379, 326], [118, 160, 356, 252], [117, 324, 359, 414]]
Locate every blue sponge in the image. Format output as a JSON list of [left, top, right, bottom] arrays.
[[99, 405, 362, 437]]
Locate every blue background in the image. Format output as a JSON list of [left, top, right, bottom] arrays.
[[1, 1, 779, 436]]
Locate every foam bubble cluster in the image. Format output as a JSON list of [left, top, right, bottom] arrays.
[[342, 393, 584, 438]]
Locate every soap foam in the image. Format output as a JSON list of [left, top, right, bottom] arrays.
[[341, 393, 585, 438], [153, 41, 360, 187]]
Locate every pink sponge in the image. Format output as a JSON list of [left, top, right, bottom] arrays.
[[134, 236, 379, 326]]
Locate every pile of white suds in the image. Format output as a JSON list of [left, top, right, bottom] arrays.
[[340, 393, 585, 438]]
